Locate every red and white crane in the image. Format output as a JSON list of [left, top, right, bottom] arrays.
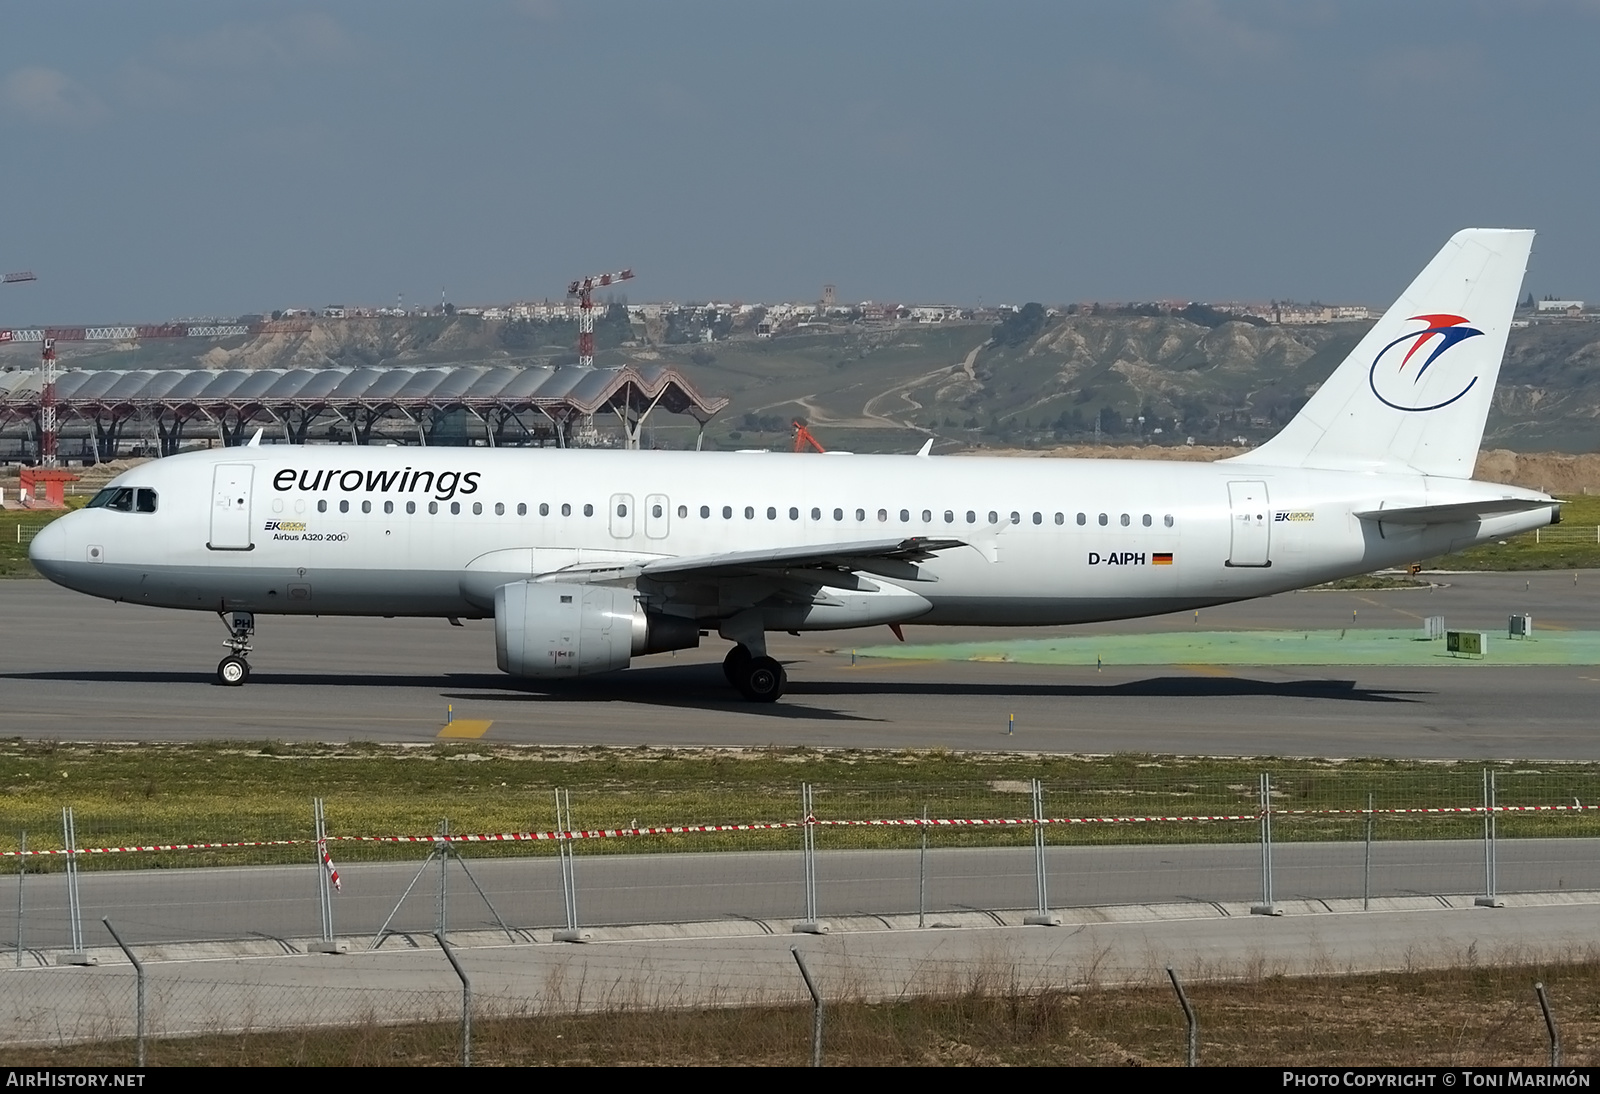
[[566, 267, 633, 368]]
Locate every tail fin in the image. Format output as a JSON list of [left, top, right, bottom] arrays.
[[1229, 229, 1533, 477]]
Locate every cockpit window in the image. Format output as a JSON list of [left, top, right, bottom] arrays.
[[87, 487, 135, 512], [135, 489, 157, 513]]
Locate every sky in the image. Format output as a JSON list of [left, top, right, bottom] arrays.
[[1, 1, 1597, 323]]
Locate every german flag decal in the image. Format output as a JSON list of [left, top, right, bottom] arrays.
[[1153, 552, 1174, 565]]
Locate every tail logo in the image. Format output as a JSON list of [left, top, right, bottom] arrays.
[[1368, 313, 1485, 412]]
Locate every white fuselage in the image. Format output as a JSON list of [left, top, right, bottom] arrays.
[[29, 444, 1555, 627]]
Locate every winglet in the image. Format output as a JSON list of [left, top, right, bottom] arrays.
[[246, 428, 264, 447], [915, 439, 933, 457]]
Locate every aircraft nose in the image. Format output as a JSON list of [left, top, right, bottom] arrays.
[[26, 517, 73, 582]]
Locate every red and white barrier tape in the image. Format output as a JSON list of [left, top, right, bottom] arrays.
[[3, 801, 1597, 857]]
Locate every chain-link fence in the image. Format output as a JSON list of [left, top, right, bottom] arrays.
[[2, 768, 1599, 1059]]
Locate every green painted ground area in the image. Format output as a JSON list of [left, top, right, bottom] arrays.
[[850, 629, 1600, 667]]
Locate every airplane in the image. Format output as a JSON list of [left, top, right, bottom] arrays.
[[28, 229, 1557, 702]]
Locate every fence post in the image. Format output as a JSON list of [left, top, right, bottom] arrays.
[[552, 789, 591, 942], [15, 831, 23, 968], [60, 808, 92, 964], [309, 798, 344, 954], [917, 804, 928, 930], [1363, 791, 1373, 911], [791, 946, 824, 1068], [1475, 769, 1504, 908], [793, 783, 827, 934], [1024, 778, 1060, 925], [438, 933, 472, 1067], [103, 919, 145, 1067], [1536, 981, 1561, 1067], [1251, 773, 1281, 916], [1167, 966, 1198, 1066]]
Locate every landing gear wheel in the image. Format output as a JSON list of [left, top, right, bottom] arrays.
[[736, 655, 786, 703], [722, 645, 752, 687], [217, 655, 250, 687]]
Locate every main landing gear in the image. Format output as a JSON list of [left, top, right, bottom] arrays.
[[216, 611, 254, 686], [722, 644, 786, 702]]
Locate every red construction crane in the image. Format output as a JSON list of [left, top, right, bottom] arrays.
[[792, 421, 827, 453], [566, 267, 633, 368]]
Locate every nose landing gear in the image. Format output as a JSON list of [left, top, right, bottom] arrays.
[[216, 611, 255, 686]]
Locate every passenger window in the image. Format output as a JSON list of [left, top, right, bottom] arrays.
[[617, 503, 628, 517], [922, 509, 932, 522], [474, 502, 483, 515], [406, 501, 416, 515], [701, 505, 710, 518], [745, 506, 755, 519], [517, 503, 526, 516], [988, 511, 998, 524], [494, 502, 504, 516], [429, 502, 439, 515], [1010, 511, 1020, 524], [811, 507, 822, 520], [451, 502, 461, 515], [583, 504, 594, 517], [944, 510, 954, 523], [1164, 514, 1174, 527], [653, 504, 664, 518], [1032, 512, 1042, 525], [877, 509, 888, 522], [385, 500, 394, 515], [339, 500, 349, 514], [966, 511, 976, 524], [535, 503, 545, 516], [1120, 513, 1130, 526], [561, 503, 571, 516], [1076, 513, 1086, 525], [1054, 513, 1064, 525], [135, 489, 157, 513], [1098, 513, 1108, 526], [767, 506, 777, 520], [855, 508, 866, 521], [833, 508, 844, 521], [723, 505, 733, 519], [361, 500, 371, 514], [318, 500, 328, 513], [676, 505, 687, 518], [790, 507, 800, 520], [1142, 513, 1151, 527], [900, 509, 910, 522]]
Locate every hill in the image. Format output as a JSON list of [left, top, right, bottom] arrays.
[[5, 310, 1599, 454]]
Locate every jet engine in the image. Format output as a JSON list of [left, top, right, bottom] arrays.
[[494, 581, 698, 678]]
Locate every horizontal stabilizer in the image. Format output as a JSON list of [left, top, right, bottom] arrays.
[[1353, 498, 1557, 526]]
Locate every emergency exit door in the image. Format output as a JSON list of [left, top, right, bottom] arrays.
[[1226, 480, 1271, 567], [209, 464, 255, 551]]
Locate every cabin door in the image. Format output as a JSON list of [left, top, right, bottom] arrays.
[[1226, 480, 1271, 567], [209, 464, 255, 551]]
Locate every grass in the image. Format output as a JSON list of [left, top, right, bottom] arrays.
[[3, 742, 1599, 869], [7, 960, 1598, 1066]]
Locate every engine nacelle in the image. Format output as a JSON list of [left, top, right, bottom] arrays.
[[494, 581, 698, 678]]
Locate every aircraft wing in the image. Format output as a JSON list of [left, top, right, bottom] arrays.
[[1353, 498, 1557, 526], [539, 536, 968, 585], [640, 536, 966, 580]]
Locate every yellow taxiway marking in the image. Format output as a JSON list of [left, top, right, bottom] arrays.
[[437, 719, 493, 739], [1353, 594, 1427, 623]]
